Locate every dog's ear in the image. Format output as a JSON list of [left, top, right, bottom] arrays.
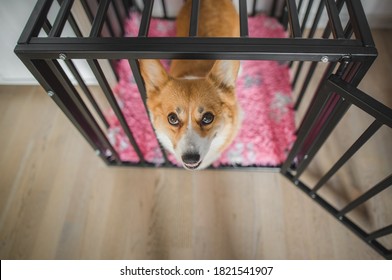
[[208, 60, 240, 89], [139, 60, 169, 93]]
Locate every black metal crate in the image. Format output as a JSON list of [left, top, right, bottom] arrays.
[[15, 0, 391, 259]]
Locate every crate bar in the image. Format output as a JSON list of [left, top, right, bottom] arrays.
[[21, 58, 112, 164], [294, 97, 350, 178], [239, 0, 249, 37], [311, 120, 382, 193], [366, 225, 392, 242], [323, 0, 346, 40], [110, 2, 122, 36], [296, 73, 392, 188], [87, 59, 145, 162], [128, 60, 147, 106], [328, 75, 392, 127], [289, 62, 337, 169], [286, 0, 301, 38], [40, 14, 109, 128], [79, 0, 111, 37], [288, 0, 302, 59], [80, 0, 111, 38], [344, 21, 354, 40], [338, 174, 392, 217], [293, 57, 376, 171], [112, 0, 127, 36], [272, 0, 287, 18], [59, 3, 83, 37], [293, 0, 325, 109], [80, 0, 94, 24], [286, 0, 302, 68], [293, 1, 352, 110], [322, 0, 344, 40], [111, 160, 281, 171], [112, 0, 126, 36], [294, 62, 316, 110], [295, 62, 336, 132], [89, 0, 110, 37], [325, 0, 345, 39], [294, 0, 336, 109], [17, 37, 375, 61], [293, 0, 347, 88], [252, 0, 257, 16], [281, 3, 289, 29], [138, 0, 154, 37], [346, 0, 374, 47], [103, 4, 116, 38], [297, 0, 304, 13], [300, 0, 314, 34], [47, 59, 121, 162], [65, 59, 110, 128], [26, 35, 365, 47], [189, 0, 200, 37], [308, 0, 325, 38], [160, 0, 168, 19], [346, 59, 377, 91], [49, 2, 80, 39], [18, 0, 53, 43], [293, 62, 345, 166], [88, 1, 120, 80], [43, 18, 53, 34], [128, 59, 170, 164], [292, 60, 304, 89], [49, 0, 74, 37], [281, 79, 333, 173], [123, 0, 132, 11], [269, 0, 279, 17], [283, 172, 391, 259]]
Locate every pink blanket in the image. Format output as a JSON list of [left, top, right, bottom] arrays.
[[106, 12, 296, 167]]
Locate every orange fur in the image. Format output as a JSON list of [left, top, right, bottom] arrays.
[[170, 0, 240, 78], [139, 0, 241, 170]]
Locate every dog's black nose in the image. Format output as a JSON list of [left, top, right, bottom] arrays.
[[181, 153, 200, 164]]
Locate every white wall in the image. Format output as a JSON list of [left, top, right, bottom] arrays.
[[1, 0, 98, 85], [360, 0, 392, 28], [2, 0, 392, 85], [0, 0, 39, 85]]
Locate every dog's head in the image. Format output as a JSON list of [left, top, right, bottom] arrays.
[[139, 59, 240, 170]]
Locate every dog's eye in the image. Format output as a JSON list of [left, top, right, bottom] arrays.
[[201, 112, 214, 125], [168, 113, 180, 126]]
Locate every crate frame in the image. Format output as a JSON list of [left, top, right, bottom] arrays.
[[15, 0, 392, 259]]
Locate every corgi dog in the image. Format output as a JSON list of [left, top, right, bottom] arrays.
[[139, 0, 241, 170]]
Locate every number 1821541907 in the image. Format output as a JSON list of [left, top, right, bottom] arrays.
[[213, 266, 273, 276]]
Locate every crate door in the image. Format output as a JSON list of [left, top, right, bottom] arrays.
[[281, 74, 392, 259]]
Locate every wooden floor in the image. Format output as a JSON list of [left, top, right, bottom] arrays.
[[1, 30, 391, 260]]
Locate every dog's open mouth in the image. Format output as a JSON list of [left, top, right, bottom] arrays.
[[183, 161, 202, 170]]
